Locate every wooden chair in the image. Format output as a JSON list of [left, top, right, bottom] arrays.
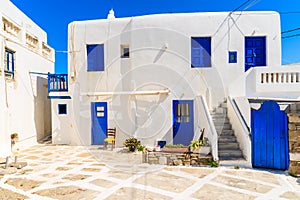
[[104, 128, 116, 150]]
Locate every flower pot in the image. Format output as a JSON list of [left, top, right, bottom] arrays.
[[199, 146, 211, 156]]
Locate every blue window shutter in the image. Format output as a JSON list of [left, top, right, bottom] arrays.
[[87, 44, 104, 71], [191, 37, 211, 68]]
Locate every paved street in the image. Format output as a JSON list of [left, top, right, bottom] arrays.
[[0, 144, 300, 200]]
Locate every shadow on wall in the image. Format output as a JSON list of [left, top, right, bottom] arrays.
[[34, 76, 52, 142]]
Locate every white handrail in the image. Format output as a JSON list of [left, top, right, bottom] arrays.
[[227, 96, 252, 162], [199, 95, 219, 161], [228, 97, 250, 137]]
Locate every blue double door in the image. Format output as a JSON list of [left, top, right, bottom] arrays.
[[251, 101, 289, 170], [173, 100, 194, 146], [91, 102, 107, 145]]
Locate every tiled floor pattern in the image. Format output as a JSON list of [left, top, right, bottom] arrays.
[[0, 144, 299, 200]]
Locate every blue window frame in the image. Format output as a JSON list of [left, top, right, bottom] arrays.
[[4, 48, 15, 76], [58, 104, 67, 115], [87, 44, 104, 71], [229, 51, 237, 63], [191, 37, 211, 68]]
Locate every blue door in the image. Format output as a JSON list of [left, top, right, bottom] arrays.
[[245, 36, 266, 71], [91, 102, 107, 145], [251, 101, 289, 170], [173, 100, 194, 146]]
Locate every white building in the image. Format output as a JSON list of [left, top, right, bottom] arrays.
[[50, 10, 300, 164], [0, 0, 55, 158]]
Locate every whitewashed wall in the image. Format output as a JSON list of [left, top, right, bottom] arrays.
[[0, 0, 54, 157], [61, 11, 281, 147]]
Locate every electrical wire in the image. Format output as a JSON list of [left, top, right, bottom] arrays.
[[282, 27, 300, 34], [282, 33, 300, 39]]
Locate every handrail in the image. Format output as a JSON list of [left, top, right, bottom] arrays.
[[199, 95, 219, 161], [228, 97, 251, 138]]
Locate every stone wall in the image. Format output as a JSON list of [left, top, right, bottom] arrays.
[[287, 113, 300, 177], [144, 151, 213, 167]]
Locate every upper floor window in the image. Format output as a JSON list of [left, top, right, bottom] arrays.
[[121, 45, 130, 58], [191, 37, 211, 68], [87, 44, 104, 71], [4, 48, 15, 76]]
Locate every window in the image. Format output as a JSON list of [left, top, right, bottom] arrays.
[[176, 103, 190, 123], [121, 45, 130, 58], [87, 44, 104, 71], [229, 51, 237, 63], [4, 48, 15, 76], [191, 37, 211, 68], [58, 104, 67, 115]]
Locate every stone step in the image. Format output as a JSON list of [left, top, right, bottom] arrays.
[[212, 118, 230, 125], [215, 124, 232, 130], [214, 107, 227, 114], [218, 150, 244, 160], [218, 142, 240, 150], [219, 130, 235, 136], [220, 102, 227, 108], [218, 136, 237, 143], [211, 113, 227, 119]]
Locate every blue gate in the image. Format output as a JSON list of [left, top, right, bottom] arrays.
[[251, 101, 289, 170], [173, 100, 194, 146], [91, 102, 107, 145]]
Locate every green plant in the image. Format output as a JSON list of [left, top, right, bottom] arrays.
[[207, 159, 219, 167], [189, 140, 203, 151], [137, 145, 146, 152], [123, 138, 141, 152]]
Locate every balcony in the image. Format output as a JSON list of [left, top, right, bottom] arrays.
[[48, 73, 68, 92]]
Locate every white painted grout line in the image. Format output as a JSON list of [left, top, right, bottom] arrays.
[[207, 182, 261, 197], [93, 173, 145, 200], [220, 173, 281, 188], [129, 183, 187, 199], [173, 168, 223, 199]]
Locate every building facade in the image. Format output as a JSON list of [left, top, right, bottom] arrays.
[[50, 11, 300, 163], [0, 0, 54, 158]]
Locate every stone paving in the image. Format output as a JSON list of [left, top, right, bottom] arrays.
[[0, 144, 299, 200]]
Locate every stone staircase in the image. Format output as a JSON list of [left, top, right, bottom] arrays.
[[211, 100, 244, 160]]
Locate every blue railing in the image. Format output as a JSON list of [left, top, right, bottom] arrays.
[[48, 73, 68, 92]]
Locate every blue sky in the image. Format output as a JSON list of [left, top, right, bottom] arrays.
[[10, 0, 300, 73]]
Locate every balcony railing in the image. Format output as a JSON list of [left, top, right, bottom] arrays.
[[48, 73, 68, 92], [254, 66, 300, 93]]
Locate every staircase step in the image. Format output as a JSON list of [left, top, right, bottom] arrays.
[[215, 124, 232, 130], [218, 143, 240, 150], [213, 118, 230, 125], [220, 102, 227, 108], [218, 150, 243, 160], [214, 107, 227, 114], [220, 130, 235, 135], [218, 136, 237, 143]]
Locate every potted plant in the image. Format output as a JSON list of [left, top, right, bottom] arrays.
[[123, 137, 141, 152], [189, 140, 203, 152]]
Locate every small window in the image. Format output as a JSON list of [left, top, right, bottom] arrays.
[[121, 45, 130, 58], [87, 44, 104, 71], [176, 103, 190, 123], [229, 51, 237, 63], [4, 48, 15, 76], [58, 104, 67, 115]]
